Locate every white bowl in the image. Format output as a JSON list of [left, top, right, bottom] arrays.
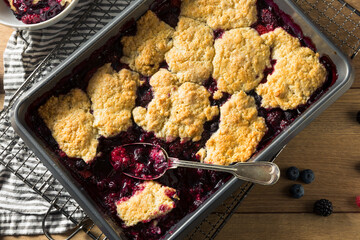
[[0, 0, 78, 30]]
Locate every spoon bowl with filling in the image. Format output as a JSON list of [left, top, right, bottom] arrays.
[[111, 143, 280, 185]]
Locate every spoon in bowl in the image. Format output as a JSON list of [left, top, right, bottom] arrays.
[[110, 143, 280, 185]]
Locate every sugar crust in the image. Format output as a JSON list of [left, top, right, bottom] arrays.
[[133, 69, 219, 142], [213, 28, 271, 94], [197, 91, 267, 165], [87, 63, 140, 137], [180, 0, 257, 30], [256, 28, 327, 110], [116, 181, 178, 227], [121, 10, 174, 76], [165, 17, 215, 84], [38, 89, 98, 162]]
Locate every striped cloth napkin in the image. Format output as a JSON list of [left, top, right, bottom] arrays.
[[1, 0, 133, 235]]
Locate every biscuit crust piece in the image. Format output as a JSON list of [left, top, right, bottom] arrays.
[[38, 89, 98, 162], [116, 181, 178, 227], [121, 11, 174, 76], [87, 63, 140, 137], [197, 91, 267, 165], [7, 0, 17, 12], [213, 28, 271, 94], [256, 28, 327, 110], [181, 0, 257, 30], [133, 69, 219, 142], [165, 17, 215, 84]]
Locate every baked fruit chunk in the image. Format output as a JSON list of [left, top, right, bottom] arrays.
[[212, 28, 271, 95], [116, 181, 179, 227], [38, 89, 98, 162], [132, 69, 219, 142], [256, 28, 327, 110], [165, 17, 215, 84], [180, 0, 257, 30], [197, 91, 267, 165], [87, 63, 141, 137], [121, 10, 174, 76]]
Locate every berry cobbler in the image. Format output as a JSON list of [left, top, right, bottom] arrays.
[[29, 0, 338, 239], [3, 0, 72, 24]]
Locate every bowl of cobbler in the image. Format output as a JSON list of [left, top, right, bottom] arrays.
[[0, 0, 78, 30]]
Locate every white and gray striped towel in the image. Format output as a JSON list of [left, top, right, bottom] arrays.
[[1, 0, 134, 235]]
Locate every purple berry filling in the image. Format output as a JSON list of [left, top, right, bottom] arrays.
[[111, 145, 168, 180], [213, 29, 225, 39], [4, 0, 66, 24]]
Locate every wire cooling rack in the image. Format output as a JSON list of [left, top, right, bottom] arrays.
[[0, 0, 359, 239]]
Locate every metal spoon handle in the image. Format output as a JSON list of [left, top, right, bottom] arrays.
[[169, 157, 238, 173], [168, 158, 280, 185], [232, 161, 280, 185]]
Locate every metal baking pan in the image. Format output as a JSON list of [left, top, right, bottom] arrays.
[[11, 0, 354, 239]]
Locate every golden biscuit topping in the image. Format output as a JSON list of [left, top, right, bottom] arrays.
[[213, 28, 271, 94], [116, 181, 178, 227], [256, 28, 327, 110], [197, 91, 267, 165], [133, 69, 219, 142], [7, 0, 16, 11], [165, 17, 215, 84], [121, 11, 174, 76], [181, 0, 257, 30], [60, 0, 72, 6], [38, 89, 98, 162], [87, 63, 141, 137]]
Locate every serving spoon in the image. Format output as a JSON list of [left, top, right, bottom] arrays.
[[117, 143, 280, 185]]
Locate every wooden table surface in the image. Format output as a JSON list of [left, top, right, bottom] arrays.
[[1, 1, 360, 238]]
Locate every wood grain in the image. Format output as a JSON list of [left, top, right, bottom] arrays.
[[237, 89, 360, 213], [215, 213, 360, 240], [1, 0, 360, 239]]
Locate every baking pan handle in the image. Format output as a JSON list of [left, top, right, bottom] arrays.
[[42, 198, 88, 240]]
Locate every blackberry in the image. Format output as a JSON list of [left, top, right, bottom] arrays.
[[286, 166, 300, 180], [289, 184, 304, 199], [314, 199, 333, 216], [300, 169, 315, 184], [266, 109, 283, 129]]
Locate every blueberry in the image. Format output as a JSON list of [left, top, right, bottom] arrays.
[[286, 166, 300, 180], [168, 142, 182, 156], [209, 121, 219, 132], [75, 160, 87, 171], [289, 184, 304, 199], [356, 111, 360, 124], [284, 110, 297, 121], [300, 169, 315, 184]]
